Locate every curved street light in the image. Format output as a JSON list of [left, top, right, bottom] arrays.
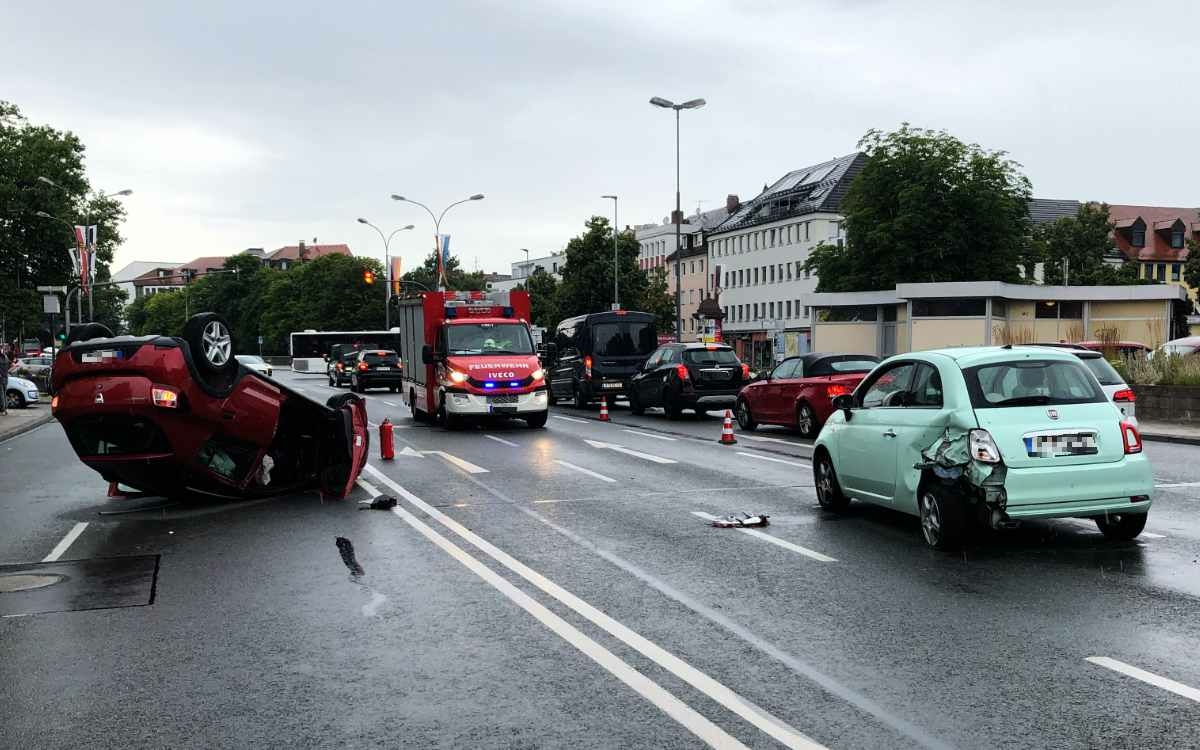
[[357, 218, 414, 328], [390, 193, 484, 291]]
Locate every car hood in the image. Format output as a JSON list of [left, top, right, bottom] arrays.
[[446, 355, 541, 381], [7, 376, 37, 390]]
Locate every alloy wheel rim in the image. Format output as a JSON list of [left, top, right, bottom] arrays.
[[201, 321, 231, 366], [921, 493, 941, 545], [738, 401, 749, 426], [798, 406, 813, 433], [6, 392, 17, 408], [817, 460, 833, 503]]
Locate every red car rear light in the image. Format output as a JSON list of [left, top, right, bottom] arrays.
[[826, 384, 851, 398], [740, 363, 751, 379], [1112, 388, 1135, 403], [1121, 420, 1142, 454], [675, 364, 690, 380], [336, 362, 344, 370], [584, 355, 592, 380], [357, 362, 369, 372], [152, 387, 180, 409]]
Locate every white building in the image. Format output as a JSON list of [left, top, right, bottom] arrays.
[[708, 153, 866, 366], [488, 252, 565, 293], [111, 260, 174, 301]]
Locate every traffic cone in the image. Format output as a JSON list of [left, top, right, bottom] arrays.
[[107, 481, 128, 499], [718, 409, 738, 445], [599, 396, 610, 422]]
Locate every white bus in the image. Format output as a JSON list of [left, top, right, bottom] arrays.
[[289, 329, 402, 373]]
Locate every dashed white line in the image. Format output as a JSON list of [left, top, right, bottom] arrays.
[[552, 414, 590, 424], [736, 451, 811, 468], [1086, 656, 1200, 704], [621, 429, 678, 442], [738, 434, 805, 446], [691, 512, 837, 563], [1154, 481, 1200, 489], [430, 451, 489, 474], [585, 439, 677, 464], [42, 522, 89, 563], [364, 464, 825, 750], [384, 400, 400, 407], [484, 434, 520, 447], [356, 478, 381, 496], [555, 460, 617, 483]]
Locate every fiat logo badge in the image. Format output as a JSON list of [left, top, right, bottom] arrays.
[[1047, 408, 1059, 420]]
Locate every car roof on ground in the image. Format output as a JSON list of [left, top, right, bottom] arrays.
[[909, 346, 1081, 368]]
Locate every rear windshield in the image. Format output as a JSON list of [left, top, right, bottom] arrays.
[[364, 351, 399, 365], [683, 348, 739, 366], [592, 322, 656, 357], [964, 359, 1106, 408], [827, 359, 877, 373], [1078, 355, 1124, 386]]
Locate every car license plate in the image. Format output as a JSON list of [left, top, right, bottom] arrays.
[[1024, 433, 1098, 457], [81, 350, 117, 363], [489, 405, 517, 414], [601, 381, 623, 389]]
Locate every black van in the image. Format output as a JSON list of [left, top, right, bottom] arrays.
[[546, 311, 657, 407]]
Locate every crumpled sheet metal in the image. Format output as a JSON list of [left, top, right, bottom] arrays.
[[915, 427, 1003, 487], [710, 513, 770, 528]]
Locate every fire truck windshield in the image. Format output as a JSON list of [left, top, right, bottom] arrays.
[[445, 322, 534, 355]]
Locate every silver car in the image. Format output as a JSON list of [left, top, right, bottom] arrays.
[[5, 375, 41, 409], [1033, 345, 1135, 423]]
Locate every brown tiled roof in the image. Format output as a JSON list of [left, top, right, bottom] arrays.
[[132, 266, 181, 285], [267, 243, 351, 262], [1107, 205, 1200, 262], [178, 256, 232, 272]]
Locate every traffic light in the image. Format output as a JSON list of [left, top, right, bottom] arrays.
[[363, 269, 375, 285]]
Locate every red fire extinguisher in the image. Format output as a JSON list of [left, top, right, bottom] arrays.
[[379, 418, 395, 460]]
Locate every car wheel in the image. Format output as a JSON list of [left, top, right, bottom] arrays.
[[628, 389, 645, 416], [1095, 512, 1147, 541], [919, 485, 965, 550], [390, 386, 399, 393], [351, 375, 361, 393], [572, 384, 587, 409], [547, 387, 557, 406], [437, 396, 461, 430], [525, 411, 548, 429], [6, 389, 26, 410], [182, 313, 236, 377], [796, 402, 819, 439], [663, 389, 682, 420], [65, 322, 113, 346], [814, 452, 849, 512], [736, 398, 757, 430], [326, 392, 362, 410], [409, 389, 427, 423]]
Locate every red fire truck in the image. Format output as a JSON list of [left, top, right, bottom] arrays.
[[396, 290, 548, 429]]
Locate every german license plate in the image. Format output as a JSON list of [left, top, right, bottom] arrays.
[[81, 350, 117, 363], [1024, 433, 1098, 457], [601, 382, 623, 389], [489, 405, 517, 414]]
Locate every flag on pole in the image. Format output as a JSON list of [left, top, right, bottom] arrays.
[[437, 234, 451, 288], [390, 257, 403, 296], [73, 225, 92, 295]]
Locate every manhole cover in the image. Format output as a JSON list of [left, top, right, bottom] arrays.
[[0, 573, 66, 593]]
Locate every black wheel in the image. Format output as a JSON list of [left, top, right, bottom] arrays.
[[525, 410, 548, 429], [390, 386, 399, 393], [351, 375, 361, 393], [814, 452, 849, 512], [663, 389, 682, 420], [919, 484, 965, 550], [437, 396, 461, 430], [572, 384, 587, 409], [5, 389, 26, 410], [736, 398, 757, 430], [628, 388, 645, 416], [65, 322, 113, 347], [796, 402, 819, 439], [409, 389, 428, 423], [1095, 512, 1147, 541], [182, 313, 236, 376], [326, 392, 363, 410]]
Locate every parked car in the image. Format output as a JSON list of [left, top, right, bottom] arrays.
[[547, 310, 657, 408], [813, 346, 1151, 550], [50, 314, 369, 501], [1153, 336, 1200, 358], [1031, 344, 1136, 423], [235, 354, 273, 378], [628, 343, 751, 418], [735, 353, 880, 438], [11, 355, 52, 392], [5, 375, 41, 409], [348, 349, 403, 393], [1072, 340, 1152, 359]]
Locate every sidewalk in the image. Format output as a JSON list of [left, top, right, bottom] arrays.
[[0, 404, 54, 443], [1137, 419, 1200, 447]]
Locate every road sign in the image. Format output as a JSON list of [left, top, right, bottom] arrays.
[[257, 335, 264, 345], [37, 285, 68, 294], [42, 295, 61, 314]]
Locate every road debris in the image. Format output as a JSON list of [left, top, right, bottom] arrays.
[[358, 495, 398, 510], [709, 513, 770, 528]]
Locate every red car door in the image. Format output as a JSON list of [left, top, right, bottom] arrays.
[[760, 358, 800, 424]]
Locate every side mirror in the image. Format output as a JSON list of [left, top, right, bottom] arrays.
[[832, 393, 854, 419], [421, 344, 436, 365]]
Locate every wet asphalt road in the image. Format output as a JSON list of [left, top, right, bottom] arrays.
[[2, 371, 1199, 749]]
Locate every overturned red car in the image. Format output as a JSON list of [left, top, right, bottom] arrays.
[[735, 352, 879, 438], [50, 313, 369, 500]]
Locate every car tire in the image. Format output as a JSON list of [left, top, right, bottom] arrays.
[[390, 386, 399, 393], [796, 402, 819, 439], [736, 398, 757, 430], [351, 375, 361, 393], [628, 389, 645, 416], [410, 389, 427, 423], [663, 389, 682, 420], [572, 384, 587, 409], [5, 389, 26, 410], [525, 410, 548, 429], [1095, 512, 1147, 541], [65, 322, 113, 346], [547, 387, 557, 406], [326, 392, 362, 410], [919, 484, 965, 550], [814, 451, 849, 512], [182, 313, 236, 377], [437, 396, 461, 430]]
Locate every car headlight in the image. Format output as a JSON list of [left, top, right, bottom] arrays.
[[448, 370, 468, 384], [531, 368, 545, 381]]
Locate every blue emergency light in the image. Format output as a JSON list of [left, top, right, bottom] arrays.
[[484, 382, 496, 389], [509, 381, 520, 387]]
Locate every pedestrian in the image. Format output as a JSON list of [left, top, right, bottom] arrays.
[[0, 344, 10, 415]]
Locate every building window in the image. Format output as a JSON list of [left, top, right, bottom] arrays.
[[911, 299, 987, 317], [1034, 301, 1083, 319], [769, 265, 775, 283], [803, 305, 810, 317], [804, 266, 811, 279], [786, 300, 792, 318], [816, 306, 877, 322], [699, 260, 704, 272], [778, 263, 784, 281], [786, 263, 793, 281], [753, 268, 759, 285], [805, 222, 810, 240], [769, 302, 775, 318], [1158, 263, 1167, 281], [1171, 228, 1185, 249], [1132, 228, 1146, 247], [1172, 263, 1182, 281]]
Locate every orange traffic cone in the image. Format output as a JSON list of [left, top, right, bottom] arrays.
[[599, 396, 610, 422], [107, 481, 128, 499], [718, 409, 738, 445]]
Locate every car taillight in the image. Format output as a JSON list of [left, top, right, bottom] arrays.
[[50, 395, 59, 413], [1112, 388, 1135, 403], [968, 429, 1001, 463], [740, 363, 751, 379], [1121, 420, 1142, 454], [826, 384, 850, 398], [583, 355, 593, 380], [336, 363, 343, 370], [675, 364, 690, 380], [357, 362, 368, 371], [152, 387, 179, 409], [395, 362, 403, 369]]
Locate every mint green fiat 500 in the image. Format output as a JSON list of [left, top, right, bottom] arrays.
[[812, 347, 1152, 549]]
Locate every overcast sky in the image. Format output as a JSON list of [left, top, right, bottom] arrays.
[[4, 0, 1197, 275]]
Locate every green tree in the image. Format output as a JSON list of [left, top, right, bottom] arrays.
[[186, 253, 271, 351], [401, 250, 486, 293], [259, 254, 385, 354], [518, 268, 560, 329], [1183, 211, 1200, 307], [1033, 202, 1144, 286], [642, 266, 675, 330], [805, 124, 1032, 291], [557, 216, 648, 320]]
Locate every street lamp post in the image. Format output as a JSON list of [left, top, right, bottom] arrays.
[[390, 194, 484, 291], [34, 210, 82, 328], [601, 195, 619, 309], [357, 218, 414, 328], [649, 96, 705, 341]]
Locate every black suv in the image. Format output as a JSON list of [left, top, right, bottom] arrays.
[[328, 349, 360, 387], [546, 310, 657, 407], [348, 349, 403, 393], [628, 343, 750, 418]]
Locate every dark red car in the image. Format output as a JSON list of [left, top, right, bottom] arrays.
[[50, 313, 369, 501], [735, 353, 879, 438]]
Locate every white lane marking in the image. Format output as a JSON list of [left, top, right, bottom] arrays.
[[384, 400, 400, 407], [736, 451, 811, 468], [1154, 481, 1200, 488], [356, 478, 381, 496], [1142, 532, 1167, 539], [365, 465, 824, 750], [368, 421, 380, 429], [555, 460, 617, 483], [1086, 657, 1200, 704], [621, 429, 677, 442], [584, 439, 677, 464], [691, 512, 837, 563], [738, 434, 804, 446], [399, 446, 424, 458], [484, 434, 520, 447], [431, 451, 489, 474], [533, 499, 574, 504], [552, 414, 590, 424], [42, 522, 89, 563], [292, 386, 306, 392]]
